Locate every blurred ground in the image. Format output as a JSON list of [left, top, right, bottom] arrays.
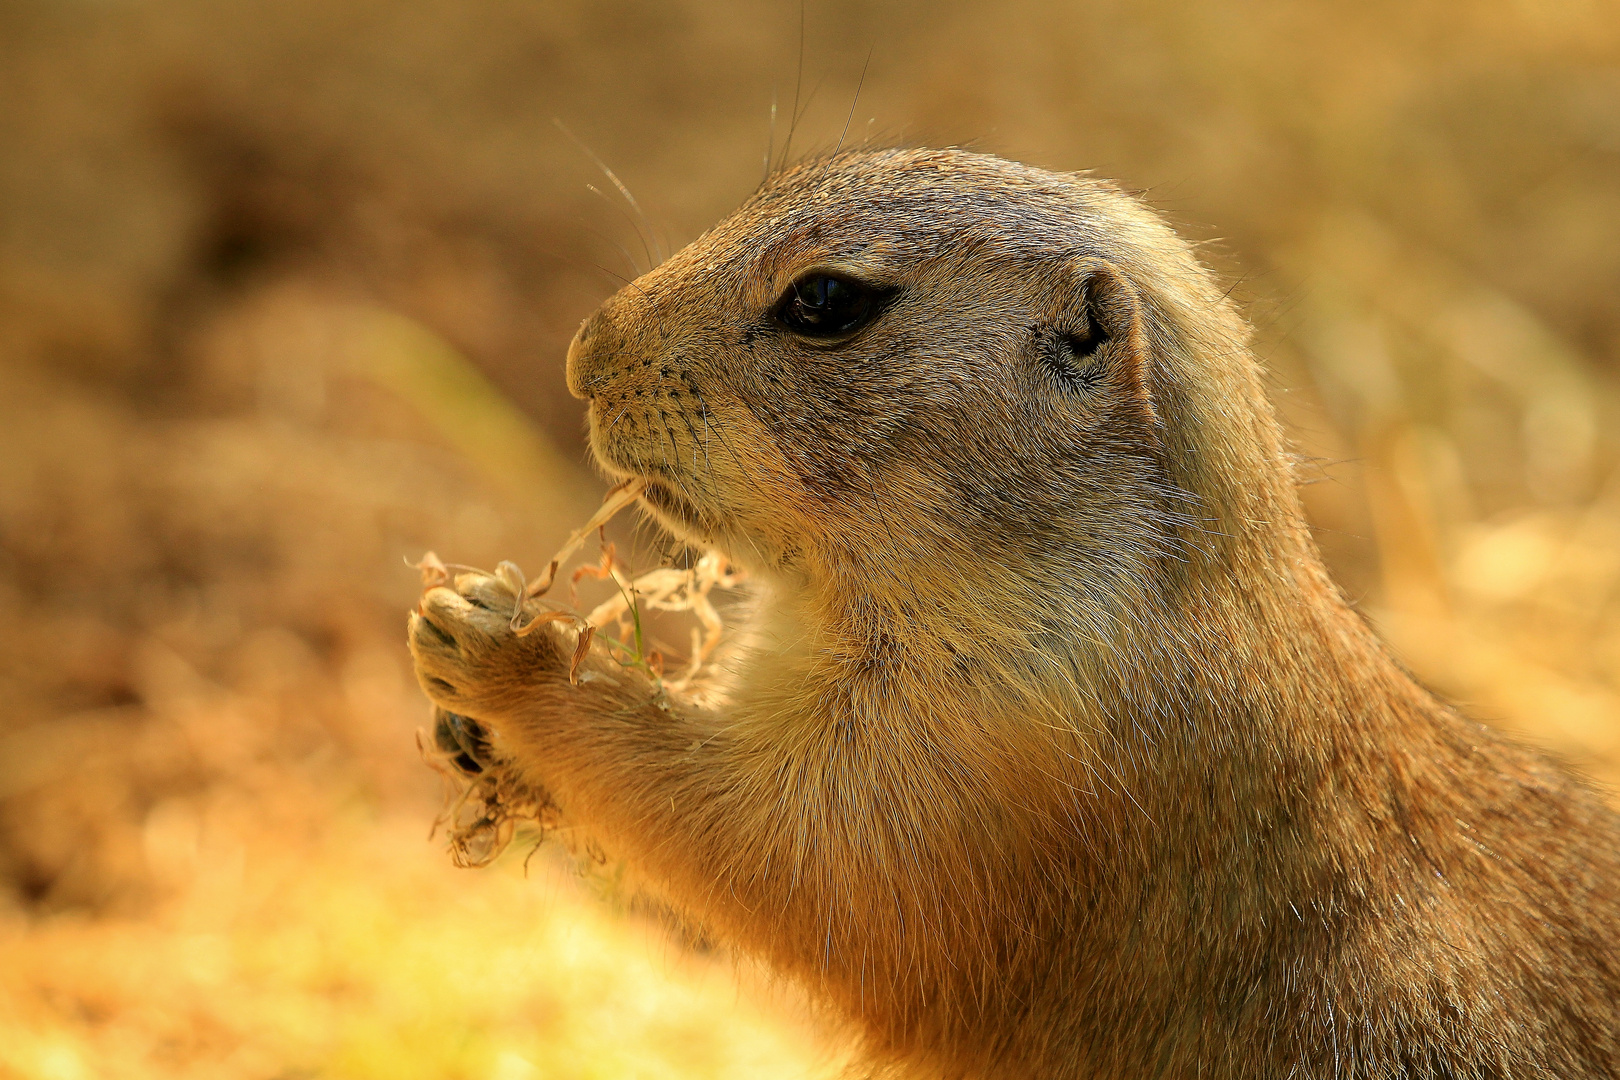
[[2, 0, 1619, 1076]]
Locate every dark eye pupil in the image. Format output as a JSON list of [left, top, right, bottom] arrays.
[[778, 273, 878, 337]]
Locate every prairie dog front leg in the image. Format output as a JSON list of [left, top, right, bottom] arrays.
[[407, 567, 1035, 1043], [405, 570, 747, 899]]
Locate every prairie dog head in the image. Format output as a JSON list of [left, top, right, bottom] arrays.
[[567, 149, 1284, 622]]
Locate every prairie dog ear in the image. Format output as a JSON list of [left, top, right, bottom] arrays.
[[1034, 258, 1156, 425]]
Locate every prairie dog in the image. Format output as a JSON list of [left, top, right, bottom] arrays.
[[409, 148, 1620, 1078]]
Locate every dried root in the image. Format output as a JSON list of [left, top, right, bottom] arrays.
[[417, 720, 559, 869]]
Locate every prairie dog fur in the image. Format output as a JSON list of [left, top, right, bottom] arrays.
[[409, 148, 1620, 1078]]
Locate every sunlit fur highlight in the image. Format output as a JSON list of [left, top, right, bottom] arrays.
[[410, 149, 1620, 1078]]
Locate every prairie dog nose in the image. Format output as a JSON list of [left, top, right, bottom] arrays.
[[565, 308, 616, 400]]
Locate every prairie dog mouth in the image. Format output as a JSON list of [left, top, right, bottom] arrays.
[[586, 419, 712, 534], [640, 477, 708, 532]]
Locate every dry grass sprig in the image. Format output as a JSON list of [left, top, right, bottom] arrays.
[[416, 480, 745, 864]]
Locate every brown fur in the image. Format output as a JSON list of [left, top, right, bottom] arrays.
[[409, 149, 1620, 1078]]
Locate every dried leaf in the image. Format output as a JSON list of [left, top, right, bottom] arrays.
[[526, 559, 561, 599], [511, 608, 576, 638], [413, 551, 451, 589], [569, 624, 596, 684], [494, 560, 526, 599]]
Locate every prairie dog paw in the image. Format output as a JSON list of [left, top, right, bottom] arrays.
[[408, 571, 562, 714], [431, 706, 496, 777]]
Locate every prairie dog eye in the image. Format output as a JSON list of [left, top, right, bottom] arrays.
[[775, 272, 886, 338]]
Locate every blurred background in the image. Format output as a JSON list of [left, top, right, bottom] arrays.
[[3, 0, 1619, 1076]]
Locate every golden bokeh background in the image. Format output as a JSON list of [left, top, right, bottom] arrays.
[[4, 1, 1619, 1076]]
